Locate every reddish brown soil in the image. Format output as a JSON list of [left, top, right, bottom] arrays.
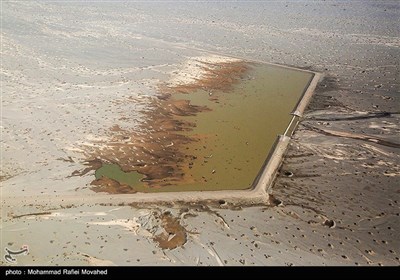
[[90, 176, 137, 194], [153, 212, 187, 250]]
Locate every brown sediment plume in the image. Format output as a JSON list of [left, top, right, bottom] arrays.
[[91, 176, 136, 194], [153, 212, 187, 250], [164, 61, 251, 98], [76, 60, 251, 192]]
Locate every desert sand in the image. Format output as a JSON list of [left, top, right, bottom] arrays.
[[1, 0, 399, 266]]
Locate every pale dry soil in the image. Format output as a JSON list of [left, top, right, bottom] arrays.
[[1, 0, 399, 266]]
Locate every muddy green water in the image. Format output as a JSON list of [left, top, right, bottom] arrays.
[[95, 164, 143, 187], [96, 63, 313, 192]]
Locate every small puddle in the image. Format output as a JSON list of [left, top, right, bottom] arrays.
[[95, 164, 143, 189]]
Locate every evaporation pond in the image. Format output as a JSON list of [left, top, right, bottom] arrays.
[[97, 63, 313, 192]]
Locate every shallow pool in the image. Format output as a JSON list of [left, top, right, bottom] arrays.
[[93, 62, 313, 192]]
